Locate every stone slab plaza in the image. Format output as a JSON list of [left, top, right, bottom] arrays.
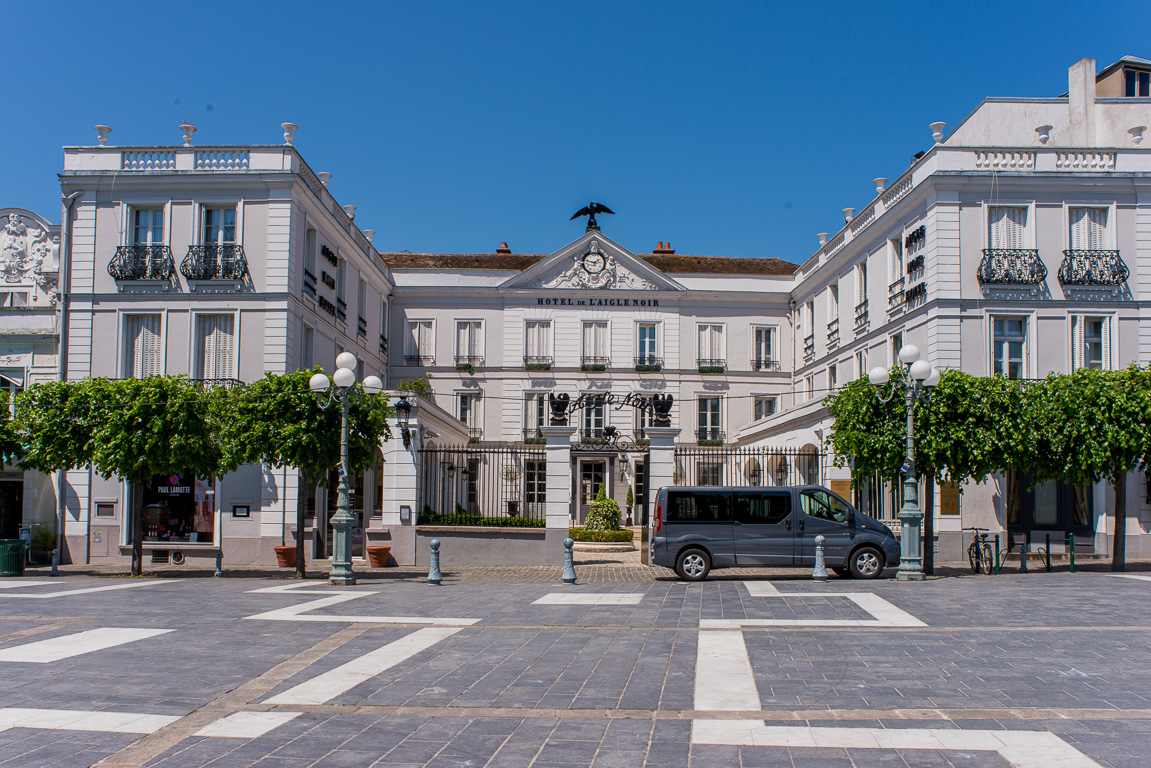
[[0, 562, 1147, 767]]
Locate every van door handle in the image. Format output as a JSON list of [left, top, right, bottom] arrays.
[[798, 521, 805, 531], [785, 519, 791, 531]]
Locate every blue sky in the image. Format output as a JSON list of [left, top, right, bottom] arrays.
[[5, 1, 1146, 263]]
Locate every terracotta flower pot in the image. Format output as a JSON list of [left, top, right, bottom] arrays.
[[274, 545, 296, 567], [366, 545, 391, 568]]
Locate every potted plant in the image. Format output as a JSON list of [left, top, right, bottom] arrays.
[[625, 485, 634, 527], [30, 528, 55, 564], [502, 465, 522, 517]]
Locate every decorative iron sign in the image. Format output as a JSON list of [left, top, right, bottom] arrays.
[[548, 392, 672, 426]]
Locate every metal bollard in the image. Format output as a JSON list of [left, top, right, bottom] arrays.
[[214, 550, 223, 578], [1019, 533, 1028, 573], [1068, 532, 1075, 574], [427, 539, 442, 585], [1045, 533, 1052, 572], [994, 534, 1000, 575], [812, 535, 828, 582], [562, 538, 577, 585]]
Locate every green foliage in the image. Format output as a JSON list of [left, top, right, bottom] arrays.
[[31, 528, 55, 550], [417, 510, 545, 527], [395, 375, 432, 395], [824, 371, 906, 481], [569, 527, 633, 542], [14, 382, 98, 473], [626, 485, 634, 508], [584, 483, 621, 531]]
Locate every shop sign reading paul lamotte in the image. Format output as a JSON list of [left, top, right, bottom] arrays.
[[142, 473, 215, 543]]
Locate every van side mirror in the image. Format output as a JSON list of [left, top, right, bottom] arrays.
[[845, 508, 855, 523]]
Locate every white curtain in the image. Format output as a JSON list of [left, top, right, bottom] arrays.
[[196, 314, 234, 379], [525, 321, 550, 357], [583, 322, 607, 357], [125, 314, 162, 377], [1069, 208, 1106, 250], [989, 206, 1027, 249], [698, 325, 723, 359]]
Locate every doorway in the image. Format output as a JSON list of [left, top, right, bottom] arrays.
[[0, 481, 21, 540], [576, 460, 607, 524]]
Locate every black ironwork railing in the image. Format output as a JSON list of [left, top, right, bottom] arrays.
[[455, 355, 484, 370], [580, 429, 607, 443], [854, 300, 869, 329], [1058, 250, 1129, 286], [418, 444, 547, 525], [357, 316, 368, 337], [524, 355, 553, 371], [696, 428, 726, 445], [978, 249, 1046, 285], [335, 297, 346, 321], [403, 355, 434, 366], [803, 335, 814, 360], [581, 356, 610, 371], [467, 427, 483, 442], [888, 277, 905, 308], [697, 359, 726, 373], [522, 427, 545, 443], [379, 334, 388, 357], [634, 356, 663, 371], [108, 245, 175, 280], [190, 378, 244, 389], [827, 318, 840, 349], [303, 268, 317, 297], [180, 245, 247, 280], [752, 358, 781, 372], [674, 444, 824, 487]]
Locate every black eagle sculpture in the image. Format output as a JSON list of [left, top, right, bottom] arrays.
[[570, 202, 615, 231]]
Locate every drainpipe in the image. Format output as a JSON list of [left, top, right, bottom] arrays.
[[53, 190, 82, 575]]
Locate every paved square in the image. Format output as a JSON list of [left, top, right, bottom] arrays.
[[0, 567, 1145, 766]]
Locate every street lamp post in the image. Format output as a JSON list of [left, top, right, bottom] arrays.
[[309, 352, 384, 586], [868, 345, 940, 582]]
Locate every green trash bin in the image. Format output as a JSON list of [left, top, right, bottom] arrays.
[[0, 540, 25, 577]]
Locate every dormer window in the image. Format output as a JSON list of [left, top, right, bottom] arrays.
[[1125, 69, 1150, 97]]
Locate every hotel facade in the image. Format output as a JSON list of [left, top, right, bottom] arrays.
[[5, 56, 1151, 566]]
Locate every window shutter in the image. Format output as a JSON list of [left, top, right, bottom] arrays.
[[141, 315, 162, 377], [1102, 317, 1111, 370], [1069, 208, 1088, 250], [1088, 208, 1106, 250], [1006, 208, 1026, 249], [1071, 316, 1083, 371], [218, 315, 234, 378]]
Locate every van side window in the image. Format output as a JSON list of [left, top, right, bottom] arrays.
[[800, 490, 850, 523], [733, 492, 790, 525], [666, 491, 731, 523]]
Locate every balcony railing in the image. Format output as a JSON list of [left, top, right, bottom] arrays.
[[303, 268, 317, 297], [634, 356, 663, 372], [357, 316, 368, 337], [803, 334, 814, 361], [379, 335, 388, 357], [977, 249, 1047, 285], [190, 378, 244, 390], [888, 277, 905, 309], [403, 354, 434, 366], [524, 355, 553, 371], [467, 427, 483, 442], [697, 359, 726, 374], [180, 244, 247, 281], [455, 355, 484, 370], [108, 245, 175, 280], [826, 318, 839, 349], [581, 356, 610, 372], [579, 429, 607, 444], [752, 358, 781, 372], [1057, 250, 1129, 286], [854, 300, 869, 331], [696, 428, 726, 445], [522, 427, 545, 444], [335, 297, 347, 321]]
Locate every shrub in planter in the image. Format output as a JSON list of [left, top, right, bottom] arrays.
[[31, 528, 56, 551], [569, 527, 633, 543], [583, 483, 621, 532]]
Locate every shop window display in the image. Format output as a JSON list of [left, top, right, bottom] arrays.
[[142, 473, 214, 543]]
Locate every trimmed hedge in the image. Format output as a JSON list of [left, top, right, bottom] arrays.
[[418, 511, 545, 527], [569, 527, 634, 543]]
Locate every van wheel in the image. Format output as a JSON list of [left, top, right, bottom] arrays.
[[676, 549, 711, 581], [849, 546, 884, 579], [833, 567, 852, 578]]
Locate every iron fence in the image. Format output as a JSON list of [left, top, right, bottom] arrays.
[[418, 444, 547, 524], [673, 445, 824, 488]]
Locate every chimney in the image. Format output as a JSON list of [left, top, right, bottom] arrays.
[[1068, 58, 1097, 146], [496, 242, 511, 254], [653, 242, 675, 255]]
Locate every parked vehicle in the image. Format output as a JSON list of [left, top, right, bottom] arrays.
[[649, 485, 900, 581]]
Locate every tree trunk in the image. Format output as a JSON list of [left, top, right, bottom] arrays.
[[1112, 466, 1126, 572], [294, 476, 314, 579], [131, 476, 144, 577]]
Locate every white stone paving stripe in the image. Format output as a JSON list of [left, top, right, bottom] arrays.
[[266, 627, 463, 705], [705, 591, 926, 629], [691, 721, 1102, 767], [1110, 574, 1151, 582], [694, 631, 760, 711], [0, 581, 54, 589], [0, 707, 179, 734], [0, 581, 179, 599], [244, 593, 478, 625], [532, 593, 643, 605], [741, 581, 781, 596], [194, 711, 302, 738], [0, 628, 173, 663]]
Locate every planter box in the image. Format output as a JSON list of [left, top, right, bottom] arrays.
[[698, 365, 726, 374], [634, 364, 661, 373]]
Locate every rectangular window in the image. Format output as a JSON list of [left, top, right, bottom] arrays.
[[525, 320, 551, 359], [458, 393, 478, 428], [304, 227, 317, 274], [753, 327, 775, 370], [889, 236, 904, 281], [582, 397, 605, 436], [1124, 69, 1151, 97], [582, 321, 608, 360], [696, 462, 723, 486], [856, 262, 868, 302], [1069, 208, 1107, 251], [195, 314, 235, 379], [666, 490, 730, 521], [805, 375, 814, 400], [202, 207, 236, 245], [856, 349, 867, 379], [524, 392, 545, 438], [698, 324, 724, 362], [405, 320, 433, 364], [123, 314, 163, 377], [637, 323, 658, 363], [891, 332, 902, 365], [336, 258, 346, 302], [357, 278, 367, 321], [1072, 316, 1110, 371], [698, 396, 721, 441], [754, 396, 777, 421], [828, 284, 839, 320], [301, 324, 314, 370], [524, 460, 546, 513], [992, 317, 1027, 379], [96, 502, 116, 518], [635, 395, 654, 435], [455, 321, 483, 362], [132, 208, 164, 246], [828, 364, 838, 391], [988, 206, 1027, 249]]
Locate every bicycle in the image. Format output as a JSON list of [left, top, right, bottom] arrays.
[[966, 527, 995, 574]]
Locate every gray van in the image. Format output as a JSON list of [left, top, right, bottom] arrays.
[[649, 485, 900, 581]]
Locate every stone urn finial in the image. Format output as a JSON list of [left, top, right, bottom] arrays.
[[281, 122, 298, 145], [842, 208, 855, 223], [363, 229, 375, 242], [94, 125, 111, 146], [343, 205, 356, 220], [1035, 125, 1053, 144], [817, 232, 828, 246], [873, 177, 887, 194], [318, 172, 332, 187], [179, 121, 197, 146], [1130, 126, 1146, 146], [929, 121, 946, 143]]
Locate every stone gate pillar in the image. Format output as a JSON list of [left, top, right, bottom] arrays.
[[643, 426, 681, 499], [541, 425, 576, 533]]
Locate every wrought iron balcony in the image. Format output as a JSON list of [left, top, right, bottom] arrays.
[[854, 300, 869, 331], [697, 428, 726, 445], [579, 429, 607, 444], [335, 297, 346, 321], [302, 268, 317, 297], [752, 358, 781, 372], [467, 427, 483, 442], [697, 359, 726, 374], [524, 355, 553, 371], [522, 427, 545, 443], [977, 249, 1046, 285], [180, 244, 247, 281], [1057, 250, 1129, 286], [581, 356, 610, 372], [108, 245, 175, 280], [357, 316, 368, 337], [190, 378, 244, 390], [803, 334, 814, 361], [379, 334, 388, 357], [826, 318, 840, 349], [403, 355, 434, 366], [888, 277, 905, 309], [455, 355, 484, 370], [634, 356, 663, 372]]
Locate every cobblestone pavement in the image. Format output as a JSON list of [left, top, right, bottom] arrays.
[[0, 562, 1148, 766]]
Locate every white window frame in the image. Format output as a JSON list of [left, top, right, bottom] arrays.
[[751, 325, 777, 369], [828, 363, 838, 392], [634, 394, 655, 434], [523, 391, 546, 434], [888, 235, 904, 283], [303, 223, 317, 276], [301, 322, 315, 371], [753, 396, 777, 421], [1071, 315, 1114, 371], [121, 202, 171, 246], [191, 310, 239, 380], [990, 314, 1031, 379], [855, 261, 868, 304], [455, 320, 484, 361], [582, 393, 607, 435], [986, 203, 1034, 250], [582, 320, 609, 360], [457, 391, 480, 430], [405, 319, 435, 363], [697, 323, 725, 363], [120, 312, 166, 378], [636, 321, 660, 363], [827, 283, 839, 323], [697, 395, 722, 439], [198, 204, 240, 246], [1065, 204, 1114, 251]]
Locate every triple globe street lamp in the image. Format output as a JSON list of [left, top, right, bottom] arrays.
[[868, 345, 940, 582], [309, 352, 384, 586]]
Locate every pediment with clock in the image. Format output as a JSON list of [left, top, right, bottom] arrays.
[[500, 231, 685, 292]]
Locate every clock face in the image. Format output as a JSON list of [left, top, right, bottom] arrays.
[[583, 252, 607, 274]]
